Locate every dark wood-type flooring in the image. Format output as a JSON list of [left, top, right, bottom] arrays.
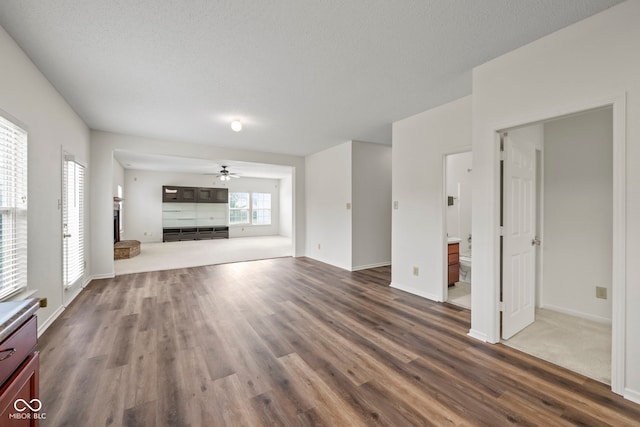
[[38, 257, 640, 426]]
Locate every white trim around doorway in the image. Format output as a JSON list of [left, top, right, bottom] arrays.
[[485, 92, 626, 396]]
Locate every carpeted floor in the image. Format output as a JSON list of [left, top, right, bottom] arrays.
[[114, 235, 293, 275], [504, 308, 611, 384]]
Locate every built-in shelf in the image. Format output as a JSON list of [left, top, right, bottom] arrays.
[[161, 187, 229, 242]]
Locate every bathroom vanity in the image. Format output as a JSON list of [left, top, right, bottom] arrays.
[[448, 241, 460, 286]]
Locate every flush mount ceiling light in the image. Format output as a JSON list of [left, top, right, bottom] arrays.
[[230, 120, 242, 132]]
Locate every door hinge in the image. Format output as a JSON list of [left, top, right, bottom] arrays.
[[499, 132, 506, 160], [499, 301, 505, 312], [499, 226, 504, 236]]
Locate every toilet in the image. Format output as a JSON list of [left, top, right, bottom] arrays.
[[459, 253, 471, 282]]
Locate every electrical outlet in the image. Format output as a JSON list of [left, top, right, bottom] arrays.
[[596, 286, 607, 299], [393, 201, 399, 210], [413, 266, 419, 276], [317, 243, 321, 250], [346, 202, 351, 210]]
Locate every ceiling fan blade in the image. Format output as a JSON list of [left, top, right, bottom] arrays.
[[228, 174, 240, 178]]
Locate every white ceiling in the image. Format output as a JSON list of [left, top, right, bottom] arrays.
[[0, 0, 623, 157], [114, 150, 292, 179]]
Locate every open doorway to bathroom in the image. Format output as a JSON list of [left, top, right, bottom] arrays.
[[444, 151, 472, 309]]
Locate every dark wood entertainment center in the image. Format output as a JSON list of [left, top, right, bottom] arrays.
[[162, 186, 230, 242]]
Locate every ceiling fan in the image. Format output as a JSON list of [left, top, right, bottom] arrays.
[[213, 165, 239, 181]]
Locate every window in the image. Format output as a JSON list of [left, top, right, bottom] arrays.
[[63, 155, 85, 288], [0, 114, 28, 300], [252, 193, 271, 225], [229, 192, 272, 225], [229, 192, 250, 224]]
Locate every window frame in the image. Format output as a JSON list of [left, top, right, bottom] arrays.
[[0, 110, 28, 301], [228, 191, 273, 226], [251, 192, 272, 226], [229, 191, 250, 225]]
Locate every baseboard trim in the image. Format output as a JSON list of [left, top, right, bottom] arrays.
[[541, 303, 612, 325], [305, 255, 351, 272], [467, 329, 488, 342], [351, 262, 391, 272], [390, 282, 441, 302], [37, 305, 65, 338], [91, 272, 115, 280], [623, 388, 640, 404]]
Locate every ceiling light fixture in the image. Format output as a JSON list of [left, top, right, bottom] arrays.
[[230, 120, 242, 132]]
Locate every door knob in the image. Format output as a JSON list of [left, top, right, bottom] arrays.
[[531, 237, 541, 246], [64, 234, 72, 238]]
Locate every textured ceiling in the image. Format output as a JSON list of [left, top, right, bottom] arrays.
[[0, 0, 623, 157]]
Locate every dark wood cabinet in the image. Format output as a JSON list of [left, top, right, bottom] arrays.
[[213, 188, 228, 203], [196, 187, 216, 202], [181, 187, 197, 202], [162, 226, 229, 242], [0, 314, 39, 426], [0, 352, 39, 426], [162, 186, 181, 202], [448, 243, 460, 286], [163, 186, 228, 203]]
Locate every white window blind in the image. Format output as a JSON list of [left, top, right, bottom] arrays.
[[252, 193, 271, 225], [229, 192, 250, 224], [63, 156, 85, 288], [0, 114, 28, 300]]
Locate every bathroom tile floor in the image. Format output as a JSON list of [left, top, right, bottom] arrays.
[[503, 308, 611, 384], [447, 281, 471, 308], [445, 288, 610, 385]]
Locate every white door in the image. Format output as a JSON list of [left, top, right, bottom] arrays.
[[62, 154, 85, 291], [502, 131, 537, 339]]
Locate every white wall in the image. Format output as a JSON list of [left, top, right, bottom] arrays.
[[123, 169, 282, 242], [542, 108, 613, 322], [0, 25, 90, 332], [445, 151, 472, 255], [352, 141, 392, 270], [471, 0, 639, 399], [392, 96, 472, 300], [90, 130, 305, 277], [279, 174, 293, 238], [305, 141, 352, 270]]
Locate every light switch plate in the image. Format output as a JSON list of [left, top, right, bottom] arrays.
[[346, 202, 351, 210]]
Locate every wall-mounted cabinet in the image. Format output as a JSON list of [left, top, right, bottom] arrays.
[[163, 186, 228, 203], [196, 187, 228, 203]]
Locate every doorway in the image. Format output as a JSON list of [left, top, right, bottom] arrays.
[[444, 151, 472, 309], [500, 107, 614, 384], [62, 152, 86, 303]]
